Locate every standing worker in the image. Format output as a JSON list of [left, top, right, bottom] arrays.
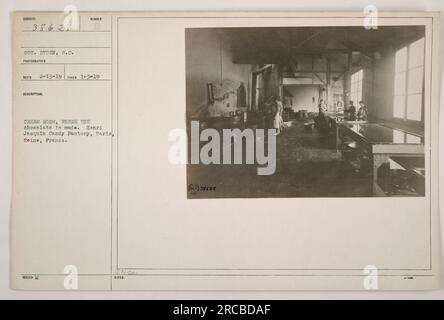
[[276, 96, 284, 132], [357, 100, 369, 121], [347, 100, 357, 121]]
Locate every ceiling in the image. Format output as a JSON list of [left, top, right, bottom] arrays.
[[227, 26, 425, 64]]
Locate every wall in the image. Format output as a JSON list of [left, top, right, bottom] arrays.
[[283, 85, 319, 112], [283, 54, 346, 112], [186, 29, 254, 116], [372, 48, 396, 121]]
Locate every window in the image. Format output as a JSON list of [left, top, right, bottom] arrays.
[[350, 69, 363, 107], [393, 38, 424, 121]]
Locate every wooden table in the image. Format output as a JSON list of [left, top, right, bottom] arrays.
[[337, 123, 425, 196]]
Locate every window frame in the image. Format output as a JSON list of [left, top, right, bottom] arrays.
[[350, 69, 363, 108], [393, 37, 425, 123]]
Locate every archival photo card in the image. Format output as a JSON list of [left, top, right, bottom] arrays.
[[11, 11, 441, 291]]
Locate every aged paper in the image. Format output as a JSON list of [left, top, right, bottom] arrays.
[[12, 11, 441, 290]]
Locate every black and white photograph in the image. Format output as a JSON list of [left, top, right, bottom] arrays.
[[186, 26, 426, 198]]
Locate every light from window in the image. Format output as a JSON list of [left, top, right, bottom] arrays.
[[393, 38, 424, 121], [350, 69, 363, 107]]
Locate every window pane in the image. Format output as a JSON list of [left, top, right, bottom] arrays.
[[409, 38, 425, 69], [407, 94, 422, 121], [408, 66, 424, 94], [351, 69, 363, 106], [394, 71, 406, 95], [393, 130, 405, 143], [394, 95, 405, 118], [406, 134, 421, 144], [395, 47, 408, 72]]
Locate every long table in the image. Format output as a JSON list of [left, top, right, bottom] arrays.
[[326, 115, 367, 150], [337, 123, 424, 196]]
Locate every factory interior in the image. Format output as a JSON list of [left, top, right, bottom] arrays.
[[186, 26, 426, 198]]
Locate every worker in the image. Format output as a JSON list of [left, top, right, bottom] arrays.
[[263, 96, 275, 130], [269, 96, 281, 135], [276, 96, 284, 132], [347, 101, 356, 121], [318, 99, 328, 114], [315, 99, 328, 132], [336, 97, 344, 114], [357, 100, 369, 121]]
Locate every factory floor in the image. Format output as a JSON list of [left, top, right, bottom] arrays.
[[187, 119, 372, 198]]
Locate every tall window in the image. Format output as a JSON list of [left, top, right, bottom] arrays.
[[350, 69, 363, 106], [394, 37, 424, 121]]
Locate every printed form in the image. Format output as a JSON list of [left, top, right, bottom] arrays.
[[11, 11, 442, 291], [13, 13, 114, 290]]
